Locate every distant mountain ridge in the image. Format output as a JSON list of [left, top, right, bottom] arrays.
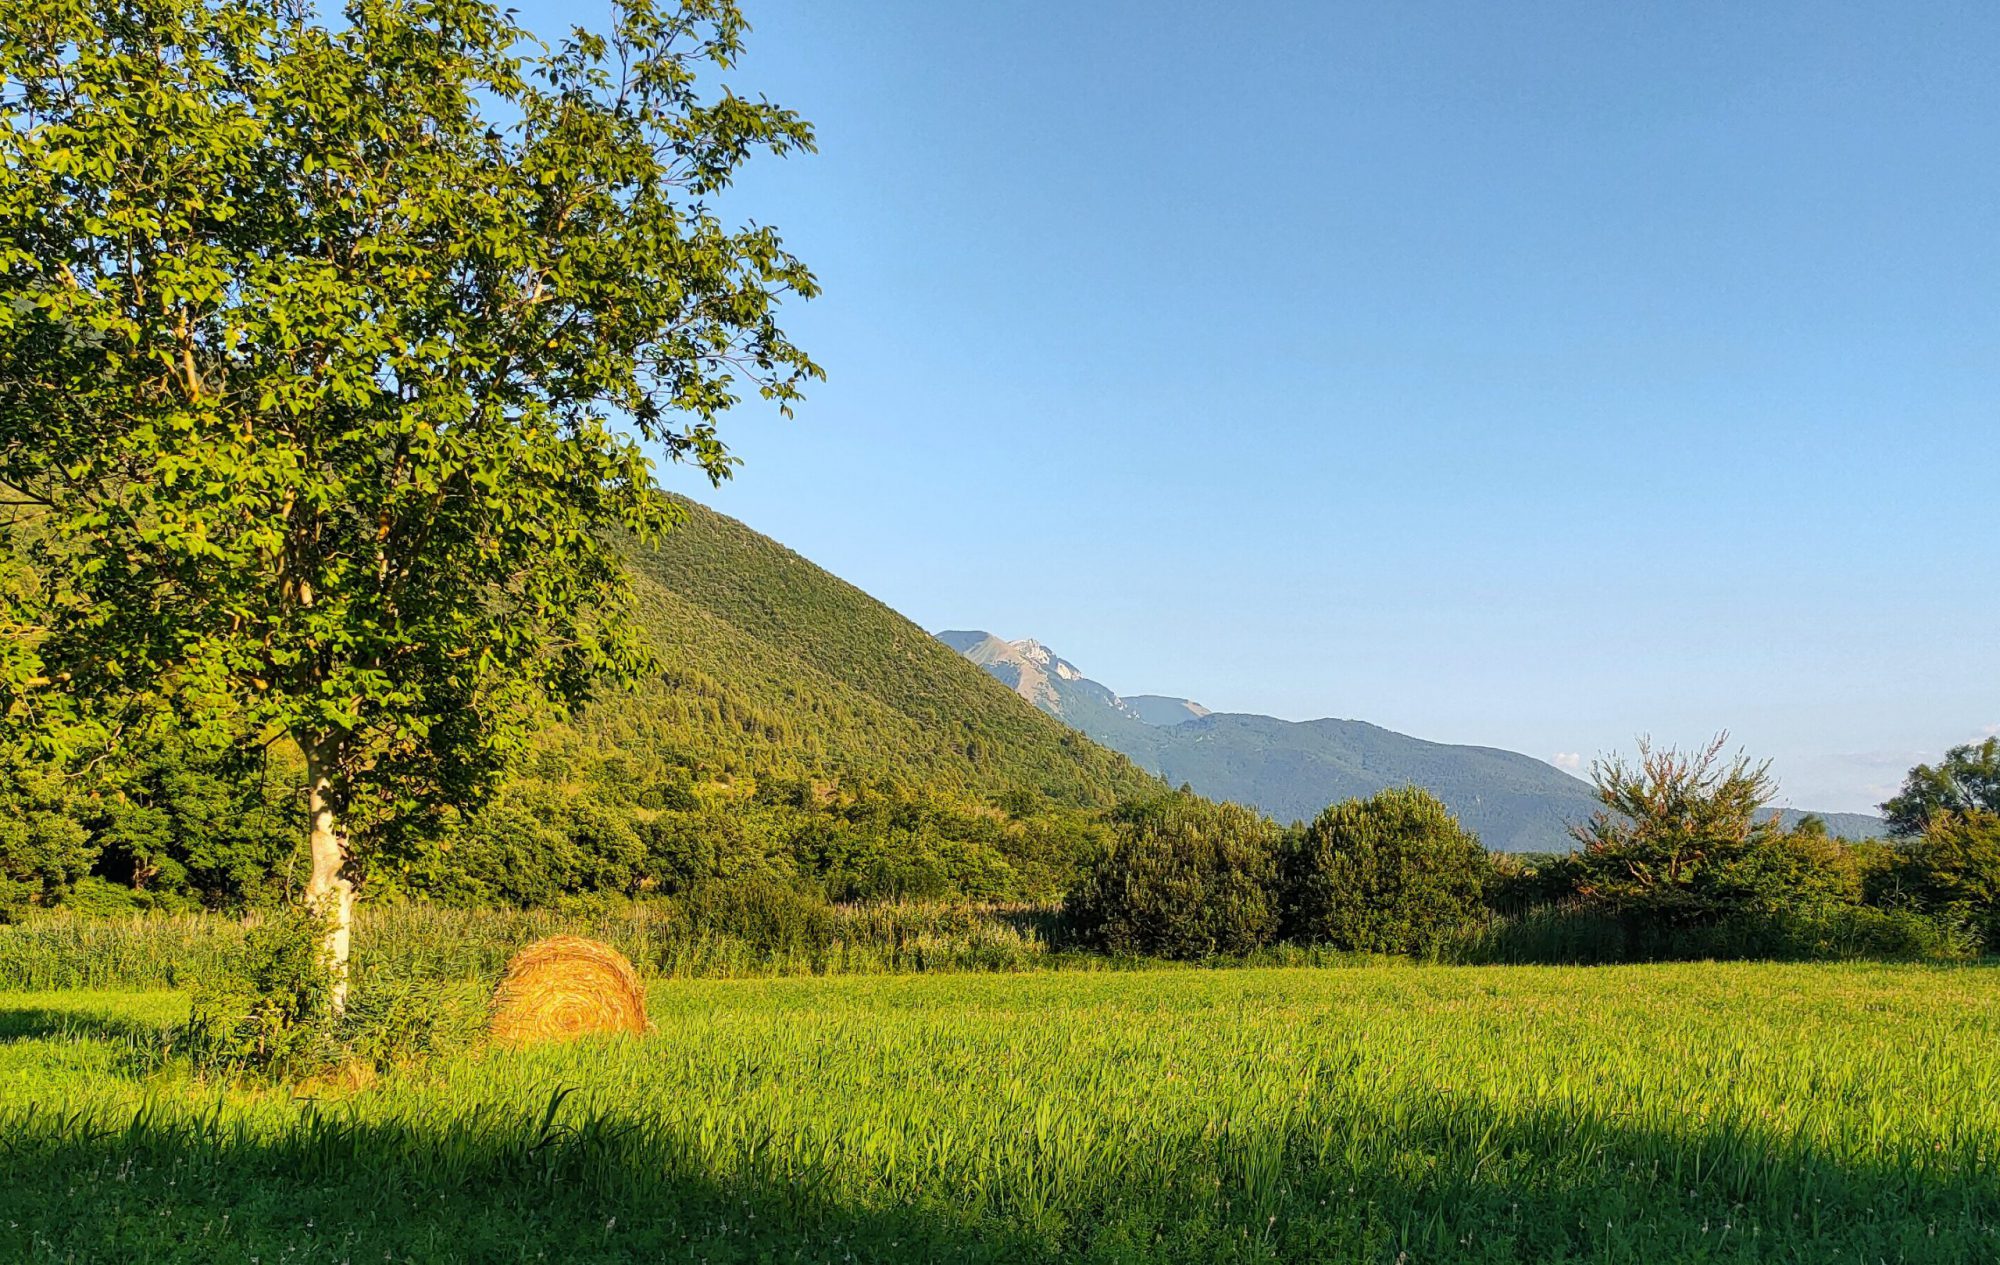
[[938, 632, 1890, 851], [934, 632, 1208, 738]]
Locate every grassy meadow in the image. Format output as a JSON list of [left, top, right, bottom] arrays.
[[6, 961, 1999, 1263]]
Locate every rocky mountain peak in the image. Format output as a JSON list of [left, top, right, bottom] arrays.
[[935, 630, 1208, 730]]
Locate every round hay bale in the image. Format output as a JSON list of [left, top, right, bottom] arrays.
[[489, 935, 650, 1047]]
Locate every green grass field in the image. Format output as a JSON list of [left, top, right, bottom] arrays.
[[5, 963, 1998, 1263]]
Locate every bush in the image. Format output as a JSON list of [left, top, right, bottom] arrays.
[[179, 906, 491, 1079], [1446, 901, 1972, 965], [1065, 791, 1280, 959], [1714, 816, 1871, 919], [1281, 787, 1489, 955], [181, 906, 340, 1078], [1892, 810, 2000, 949], [337, 972, 485, 1071], [1703, 905, 1972, 961], [1445, 903, 1631, 965], [1570, 736, 1779, 928], [679, 877, 838, 954], [56, 875, 199, 918], [1483, 852, 1585, 916], [1568, 737, 1869, 935]]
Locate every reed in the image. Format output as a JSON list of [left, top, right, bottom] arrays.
[[0, 900, 1075, 991]]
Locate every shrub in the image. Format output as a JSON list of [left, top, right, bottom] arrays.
[[1065, 791, 1280, 959], [1281, 787, 1489, 955], [1483, 851, 1585, 916], [1444, 903, 1630, 965], [1892, 810, 2000, 949], [1713, 816, 1870, 920], [181, 906, 340, 1078], [1725, 905, 1972, 960], [338, 971, 485, 1071], [179, 907, 492, 1078], [679, 877, 838, 955], [1446, 901, 1971, 965], [1569, 736, 1779, 928], [1567, 737, 1867, 934], [56, 875, 199, 918]]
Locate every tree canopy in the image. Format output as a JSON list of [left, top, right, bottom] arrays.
[[1881, 737, 2000, 837], [1280, 786, 1489, 955], [0, 0, 820, 998]]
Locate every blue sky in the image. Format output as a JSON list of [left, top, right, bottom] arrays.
[[524, 1, 1997, 814]]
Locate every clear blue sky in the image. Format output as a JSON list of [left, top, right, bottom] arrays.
[[525, 1, 1998, 815]]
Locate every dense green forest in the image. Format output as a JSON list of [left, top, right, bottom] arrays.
[[0, 498, 1164, 915]]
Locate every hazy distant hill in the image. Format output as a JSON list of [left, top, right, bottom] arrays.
[[939, 632, 1889, 851], [1121, 695, 1212, 727]]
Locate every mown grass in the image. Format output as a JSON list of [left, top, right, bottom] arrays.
[[5, 962, 1999, 1262]]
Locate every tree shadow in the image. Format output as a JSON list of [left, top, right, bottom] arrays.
[[0, 1005, 168, 1047], [4, 1081, 1995, 1263], [0, 1094, 1054, 1264], [987, 904, 1069, 946]]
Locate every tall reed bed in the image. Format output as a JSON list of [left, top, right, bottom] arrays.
[[0, 899, 1079, 991]]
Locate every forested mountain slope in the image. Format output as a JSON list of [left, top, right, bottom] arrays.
[[2, 499, 1165, 912], [594, 498, 1162, 807], [423, 498, 1168, 904]]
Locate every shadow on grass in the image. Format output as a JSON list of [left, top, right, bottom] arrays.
[[4, 1085, 1997, 1264], [0, 1005, 169, 1047]]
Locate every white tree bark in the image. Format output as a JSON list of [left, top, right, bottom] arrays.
[[303, 745, 354, 1015]]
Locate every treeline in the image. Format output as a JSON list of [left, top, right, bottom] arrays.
[[0, 721, 1114, 918], [1070, 737, 2000, 963], [9, 713, 1998, 972]]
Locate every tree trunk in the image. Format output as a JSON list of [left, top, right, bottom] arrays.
[[303, 743, 354, 1015]]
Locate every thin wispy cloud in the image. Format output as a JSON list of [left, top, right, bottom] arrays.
[[1551, 753, 1584, 773], [1827, 749, 1930, 771]]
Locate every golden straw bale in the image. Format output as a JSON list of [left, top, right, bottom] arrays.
[[489, 935, 650, 1047]]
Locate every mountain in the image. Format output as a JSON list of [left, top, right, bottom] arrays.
[[595, 505, 1164, 810], [932, 633, 1201, 746], [1122, 695, 1212, 727], [939, 632, 1889, 851], [411, 507, 1172, 903], [506, 508, 1184, 901], [2, 498, 1171, 913]]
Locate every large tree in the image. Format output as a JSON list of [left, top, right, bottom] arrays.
[[0, 0, 819, 1005], [1881, 738, 2000, 837]]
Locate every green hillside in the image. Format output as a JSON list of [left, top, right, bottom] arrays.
[[408, 497, 1169, 905], [604, 499, 1158, 806], [2, 498, 1165, 913]]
